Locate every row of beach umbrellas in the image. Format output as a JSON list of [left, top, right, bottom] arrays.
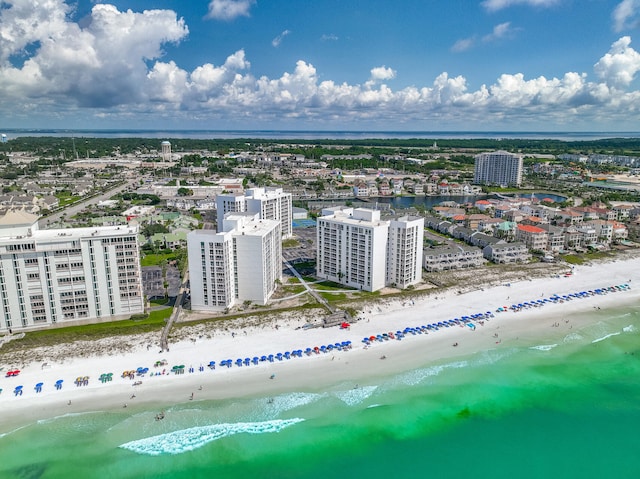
[[2, 284, 630, 398]]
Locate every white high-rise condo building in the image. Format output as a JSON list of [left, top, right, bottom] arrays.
[[0, 210, 144, 333], [188, 213, 282, 312], [216, 187, 292, 238], [316, 208, 424, 292], [474, 150, 523, 187], [386, 216, 424, 289]]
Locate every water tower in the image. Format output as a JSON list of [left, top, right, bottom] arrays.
[[161, 141, 171, 162], [1, 134, 6, 143]]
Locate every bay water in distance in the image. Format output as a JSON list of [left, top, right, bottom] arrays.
[[2, 129, 640, 141], [1, 304, 639, 479]]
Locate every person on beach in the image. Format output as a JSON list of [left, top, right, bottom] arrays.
[[190, 392, 194, 400]]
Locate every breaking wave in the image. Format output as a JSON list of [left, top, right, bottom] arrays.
[[591, 332, 621, 344], [529, 344, 558, 351], [119, 418, 304, 456]]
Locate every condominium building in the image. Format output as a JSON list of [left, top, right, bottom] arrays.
[[216, 187, 292, 238], [482, 242, 530, 263], [474, 150, 523, 187], [0, 210, 144, 333], [188, 213, 282, 312], [215, 193, 246, 227], [316, 207, 424, 292], [423, 244, 484, 272], [386, 216, 424, 288]]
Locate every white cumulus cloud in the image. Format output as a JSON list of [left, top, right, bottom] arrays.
[[206, 0, 255, 21], [594, 36, 640, 88], [1, 2, 640, 130], [613, 0, 640, 32], [482, 0, 561, 12], [370, 66, 396, 82], [0, 1, 188, 107]]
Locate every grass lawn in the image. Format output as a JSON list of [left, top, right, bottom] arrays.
[[0, 308, 173, 354], [55, 193, 81, 206], [140, 252, 176, 267], [282, 238, 300, 248]]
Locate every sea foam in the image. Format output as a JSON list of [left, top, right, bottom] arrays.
[[261, 392, 322, 416], [333, 385, 378, 406], [623, 325, 636, 333], [591, 332, 621, 344], [119, 418, 304, 456], [529, 344, 558, 351]]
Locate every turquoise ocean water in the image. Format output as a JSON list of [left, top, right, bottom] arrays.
[[1, 305, 640, 479]]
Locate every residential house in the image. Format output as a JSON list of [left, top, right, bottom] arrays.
[[515, 224, 549, 251], [539, 224, 565, 253]]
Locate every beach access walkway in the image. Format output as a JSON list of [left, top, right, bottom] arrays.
[[160, 270, 189, 352], [284, 260, 335, 314]]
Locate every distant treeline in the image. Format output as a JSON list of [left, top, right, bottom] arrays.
[[2, 136, 640, 157]]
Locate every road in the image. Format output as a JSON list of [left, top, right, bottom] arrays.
[[38, 178, 139, 229]]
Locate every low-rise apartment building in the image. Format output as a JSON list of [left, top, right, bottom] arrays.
[[423, 244, 484, 271]]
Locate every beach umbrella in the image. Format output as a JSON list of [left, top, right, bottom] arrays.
[[268, 354, 274, 362], [261, 355, 268, 361], [252, 357, 259, 365]]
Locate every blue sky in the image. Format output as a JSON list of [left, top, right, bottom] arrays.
[[1, 0, 640, 131]]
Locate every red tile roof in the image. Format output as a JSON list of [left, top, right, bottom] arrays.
[[517, 224, 546, 234]]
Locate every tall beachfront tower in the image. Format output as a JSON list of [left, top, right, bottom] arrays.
[[161, 141, 172, 162], [245, 187, 293, 238], [0, 210, 144, 333], [215, 187, 292, 238], [215, 193, 247, 230], [386, 215, 424, 289], [474, 150, 523, 187], [188, 213, 282, 312], [316, 207, 389, 292]]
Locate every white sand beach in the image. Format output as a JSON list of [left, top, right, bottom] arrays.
[[1, 257, 639, 432]]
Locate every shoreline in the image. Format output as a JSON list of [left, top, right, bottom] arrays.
[[1, 258, 639, 433]]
